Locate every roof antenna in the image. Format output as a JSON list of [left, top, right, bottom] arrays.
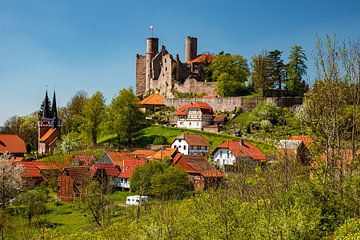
[[149, 25, 155, 38]]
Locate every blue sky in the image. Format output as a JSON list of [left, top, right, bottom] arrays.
[[0, 0, 359, 125]]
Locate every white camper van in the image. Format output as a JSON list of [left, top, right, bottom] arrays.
[[125, 195, 150, 206]]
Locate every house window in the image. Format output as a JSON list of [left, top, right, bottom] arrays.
[[184, 145, 186, 150], [174, 145, 177, 148], [220, 151, 222, 157], [227, 151, 229, 158]]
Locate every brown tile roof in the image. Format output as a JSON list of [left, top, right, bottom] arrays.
[[152, 148, 177, 160], [131, 149, 156, 158], [0, 134, 26, 154], [187, 54, 214, 64], [173, 153, 223, 177], [175, 133, 210, 147], [176, 102, 213, 115], [290, 136, 312, 147], [217, 141, 266, 161], [213, 114, 226, 122], [140, 93, 165, 105], [73, 154, 96, 166], [39, 128, 57, 142]]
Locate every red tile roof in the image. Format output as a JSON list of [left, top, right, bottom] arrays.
[[107, 152, 147, 167], [139, 93, 165, 105], [13, 162, 43, 178], [73, 154, 96, 166], [290, 136, 312, 147], [176, 102, 213, 115], [187, 54, 213, 64], [217, 141, 266, 161], [175, 133, 210, 147], [173, 153, 224, 177], [0, 134, 26, 154], [118, 159, 146, 179], [90, 164, 121, 177]]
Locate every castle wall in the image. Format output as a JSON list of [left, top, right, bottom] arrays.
[[173, 79, 217, 97], [165, 96, 303, 112], [136, 55, 146, 96]]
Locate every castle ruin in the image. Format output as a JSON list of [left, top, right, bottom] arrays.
[[136, 36, 216, 98]]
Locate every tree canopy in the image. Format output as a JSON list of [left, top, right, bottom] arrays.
[[205, 53, 250, 96], [286, 45, 308, 95]]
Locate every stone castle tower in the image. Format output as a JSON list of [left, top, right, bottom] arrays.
[[38, 90, 62, 155], [136, 36, 216, 98]]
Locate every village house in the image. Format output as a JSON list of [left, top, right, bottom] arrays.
[[0, 134, 27, 160], [131, 149, 156, 159], [90, 163, 121, 192], [151, 147, 178, 161], [69, 154, 97, 166], [278, 139, 311, 165], [171, 133, 210, 156], [176, 102, 214, 130], [139, 93, 165, 113], [116, 159, 146, 190], [172, 153, 224, 190], [57, 166, 90, 201], [213, 140, 267, 167], [13, 162, 44, 189]]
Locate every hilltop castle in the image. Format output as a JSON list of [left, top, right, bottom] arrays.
[[136, 36, 216, 98]]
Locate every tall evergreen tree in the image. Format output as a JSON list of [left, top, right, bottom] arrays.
[[287, 45, 308, 96], [266, 50, 286, 91]]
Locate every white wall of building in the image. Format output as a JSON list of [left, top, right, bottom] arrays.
[[213, 148, 237, 167], [171, 139, 189, 155]]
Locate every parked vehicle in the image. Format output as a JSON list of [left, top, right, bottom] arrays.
[[125, 195, 150, 206]]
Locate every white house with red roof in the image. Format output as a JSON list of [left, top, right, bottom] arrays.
[[176, 102, 214, 130], [213, 140, 266, 167], [171, 133, 210, 156], [116, 159, 146, 189]]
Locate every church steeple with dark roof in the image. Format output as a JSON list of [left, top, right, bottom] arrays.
[[51, 91, 59, 128], [40, 90, 52, 119]]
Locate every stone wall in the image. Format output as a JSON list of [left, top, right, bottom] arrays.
[[136, 55, 146, 96], [173, 78, 216, 97], [164, 96, 303, 112]]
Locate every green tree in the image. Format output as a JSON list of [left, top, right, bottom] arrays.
[[58, 91, 87, 134], [83, 181, 112, 227], [150, 167, 192, 200], [266, 50, 286, 90], [16, 188, 48, 225], [107, 88, 146, 147], [251, 52, 269, 95], [81, 91, 106, 146], [205, 53, 249, 96], [287, 45, 308, 95]]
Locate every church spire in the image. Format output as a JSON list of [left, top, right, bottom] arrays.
[[40, 90, 52, 118], [51, 91, 59, 128]]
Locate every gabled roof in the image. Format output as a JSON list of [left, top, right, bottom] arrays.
[[72, 154, 96, 166], [39, 128, 57, 142], [61, 166, 91, 183], [139, 93, 165, 105], [173, 153, 224, 177], [106, 151, 147, 167], [90, 164, 120, 177], [216, 141, 266, 161], [13, 162, 43, 178], [0, 134, 26, 154], [188, 54, 213, 64], [174, 133, 210, 147], [152, 148, 177, 160], [290, 136, 312, 147], [131, 149, 156, 158], [118, 159, 146, 179], [176, 102, 213, 115], [278, 140, 303, 150]]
